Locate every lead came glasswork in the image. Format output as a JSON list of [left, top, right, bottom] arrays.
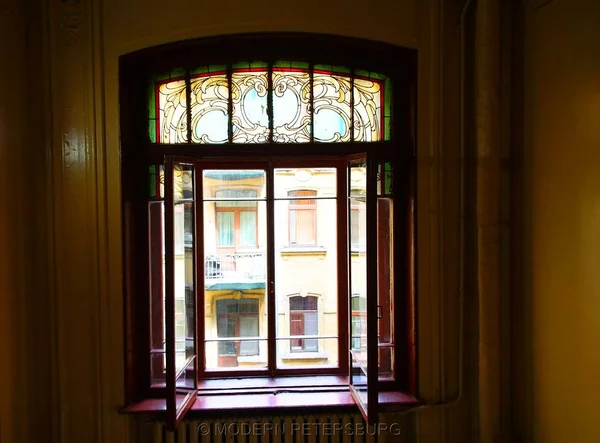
[[232, 64, 269, 143], [313, 70, 352, 142], [353, 77, 382, 142], [190, 71, 229, 144], [149, 63, 390, 144], [157, 78, 188, 143], [272, 64, 311, 143]]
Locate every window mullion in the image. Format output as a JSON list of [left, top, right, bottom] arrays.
[[266, 163, 276, 375], [185, 70, 192, 143], [268, 63, 273, 143], [309, 63, 314, 143], [227, 64, 233, 143], [350, 70, 355, 143]]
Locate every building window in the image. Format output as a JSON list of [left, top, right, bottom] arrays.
[[288, 190, 317, 245], [215, 189, 258, 248], [216, 298, 259, 367], [289, 295, 319, 352], [120, 33, 416, 429]]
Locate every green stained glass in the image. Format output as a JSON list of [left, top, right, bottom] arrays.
[[190, 72, 229, 144], [272, 67, 311, 143], [231, 68, 269, 143], [384, 162, 393, 195], [148, 79, 157, 142], [149, 165, 156, 198], [384, 78, 392, 140], [232, 61, 268, 70], [148, 119, 156, 143], [353, 77, 383, 142]]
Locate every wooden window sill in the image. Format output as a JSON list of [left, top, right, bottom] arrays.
[[121, 376, 420, 415]]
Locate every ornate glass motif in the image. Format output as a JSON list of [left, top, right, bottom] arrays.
[[353, 77, 383, 142], [272, 64, 311, 143], [157, 78, 188, 143], [190, 71, 229, 144], [313, 69, 352, 142], [148, 63, 391, 145], [232, 65, 269, 143]]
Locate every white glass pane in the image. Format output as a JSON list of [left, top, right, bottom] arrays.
[[240, 211, 257, 246], [216, 212, 234, 246]]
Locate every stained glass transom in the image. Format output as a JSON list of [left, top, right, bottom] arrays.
[[149, 63, 391, 144]]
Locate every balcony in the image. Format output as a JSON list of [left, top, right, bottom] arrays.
[[204, 252, 266, 291]]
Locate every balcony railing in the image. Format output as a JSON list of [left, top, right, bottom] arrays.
[[205, 252, 266, 289]]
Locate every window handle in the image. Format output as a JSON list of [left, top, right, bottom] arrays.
[[377, 305, 383, 319]]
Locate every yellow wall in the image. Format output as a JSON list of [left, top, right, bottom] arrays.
[[0, 0, 472, 441], [519, 1, 600, 441]]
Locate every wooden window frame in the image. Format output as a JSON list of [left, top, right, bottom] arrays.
[[119, 33, 417, 429]]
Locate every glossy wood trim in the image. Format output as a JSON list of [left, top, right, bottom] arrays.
[[163, 156, 177, 429], [365, 152, 380, 422], [336, 160, 350, 375]]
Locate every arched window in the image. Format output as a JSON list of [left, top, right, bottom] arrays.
[[120, 33, 417, 429]]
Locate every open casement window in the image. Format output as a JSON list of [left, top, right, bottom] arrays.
[[120, 35, 417, 431], [347, 153, 398, 422], [163, 157, 198, 429]]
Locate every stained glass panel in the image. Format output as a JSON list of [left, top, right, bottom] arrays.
[[148, 63, 392, 145], [232, 64, 269, 143], [190, 72, 229, 144], [354, 76, 383, 142], [157, 76, 188, 143], [272, 65, 311, 143], [148, 165, 165, 198], [384, 78, 392, 140], [313, 70, 352, 142]]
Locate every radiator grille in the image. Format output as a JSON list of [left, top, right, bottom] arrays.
[[153, 413, 379, 443]]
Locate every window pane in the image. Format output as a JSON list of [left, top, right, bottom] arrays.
[[240, 211, 257, 246], [209, 299, 265, 369], [353, 77, 383, 142], [232, 67, 269, 143], [239, 316, 259, 356], [149, 201, 165, 386], [174, 201, 195, 373], [277, 338, 338, 369], [216, 212, 234, 246], [274, 167, 338, 368], [313, 72, 351, 142], [377, 197, 395, 380], [272, 66, 311, 143], [203, 170, 266, 200], [203, 170, 267, 371], [157, 78, 188, 143], [190, 72, 229, 144], [348, 157, 369, 414]]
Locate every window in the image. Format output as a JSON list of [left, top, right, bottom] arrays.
[[121, 34, 416, 430], [216, 298, 259, 366], [288, 190, 317, 245], [214, 189, 258, 249], [289, 295, 319, 352]]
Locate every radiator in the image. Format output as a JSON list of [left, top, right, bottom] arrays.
[[152, 413, 383, 443]]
